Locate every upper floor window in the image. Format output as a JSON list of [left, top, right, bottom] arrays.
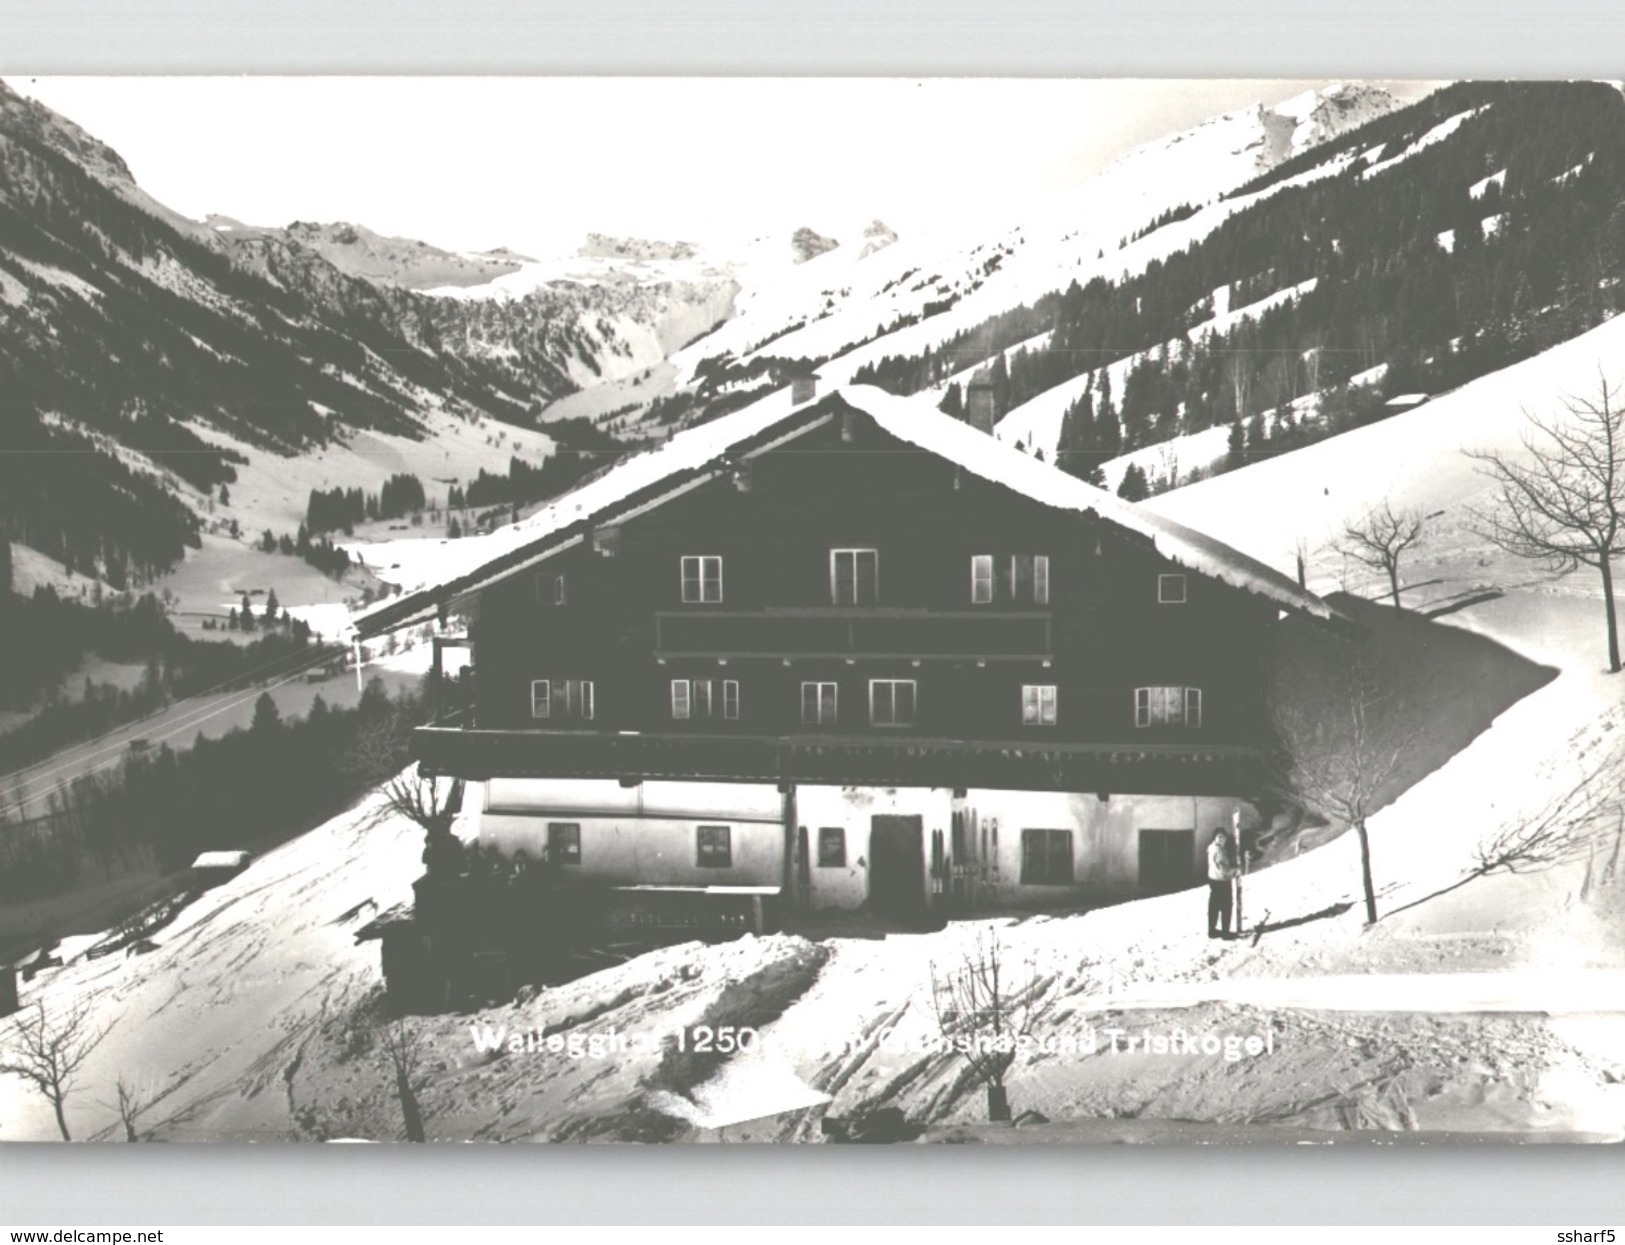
[[1021, 684, 1058, 726], [531, 678, 594, 721], [681, 555, 724, 603], [869, 678, 916, 727], [972, 554, 1049, 604], [1134, 686, 1202, 729], [971, 555, 994, 603], [801, 681, 838, 725], [831, 548, 879, 606], [671, 678, 739, 721], [1157, 573, 1187, 604], [537, 571, 567, 605]]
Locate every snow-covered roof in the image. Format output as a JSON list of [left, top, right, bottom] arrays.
[[353, 384, 1336, 637], [840, 386, 1336, 620], [191, 850, 251, 870]]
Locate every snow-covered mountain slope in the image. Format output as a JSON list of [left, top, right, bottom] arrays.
[[993, 279, 1325, 466], [668, 83, 1396, 389], [0, 78, 623, 586], [207, 216, 532, 291], [1141, 310, 1625, 602], [0, 83, 227, 253]]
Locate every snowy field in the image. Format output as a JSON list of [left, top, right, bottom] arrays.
[[4, 320, 1623, 1143]]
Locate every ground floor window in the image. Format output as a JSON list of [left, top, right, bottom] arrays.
[[817, 826, 847, 868], [547, 822, 581, 864], [697, 824, 732, 868], [1020, 829, 1074, 885], [1133, 685, 1202, 728]]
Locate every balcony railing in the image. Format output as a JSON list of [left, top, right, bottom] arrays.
[[413, 725, 1263, 795], [653, 608, 1053, 660]]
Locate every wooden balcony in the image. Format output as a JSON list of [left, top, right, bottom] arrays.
[[653, 608, 1055, 660], [412, 725, 1263, 795]]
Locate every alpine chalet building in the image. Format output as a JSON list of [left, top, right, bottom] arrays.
[[354, 383, 1340, 924]]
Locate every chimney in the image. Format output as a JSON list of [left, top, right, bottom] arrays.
[[964, 367, 997, 434], [791, 374, 819, 405]]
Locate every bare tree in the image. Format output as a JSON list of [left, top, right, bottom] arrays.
[[929, 928, 1044, 1122], [344, 717, 462, 875], [0, 999, 109, 1140], [1339, 500, 1425, 610], [1288, 533, 1317, 590], [1474, 740, 1625, 877], [105, 1072, 159, 1142], [379, 773, 457, 839], [376, 1016, 428, 1142], [1467, 369, 1624, 673], [1270, 643, 1418, 925]]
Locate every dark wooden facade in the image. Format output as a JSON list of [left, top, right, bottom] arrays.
[[414, 398, 1281, 793]]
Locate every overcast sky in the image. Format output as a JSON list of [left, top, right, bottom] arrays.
[[7, 77, 1438, 257]]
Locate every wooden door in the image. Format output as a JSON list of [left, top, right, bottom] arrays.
[[1138, 828, 1197, 894], [869, 814, 926, 919]]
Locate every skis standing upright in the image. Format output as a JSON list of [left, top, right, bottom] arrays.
[[1230, 805, 1246, 936]]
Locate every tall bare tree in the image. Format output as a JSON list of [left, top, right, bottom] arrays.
[[0, 999, 109, 1140], [376, 1016, 428, 1142], [1340, 500, 1426, 610], [1473, 738, 1625, 878], [343, 715, 462, 875], [1270, 644, 1418, 926], [105, 1072, 160, 1142], [1467, 369, 1624, 673], [929, 928, 1044, 1122]]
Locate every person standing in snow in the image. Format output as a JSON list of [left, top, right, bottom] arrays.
[[1206, 828, 1239, 939]]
